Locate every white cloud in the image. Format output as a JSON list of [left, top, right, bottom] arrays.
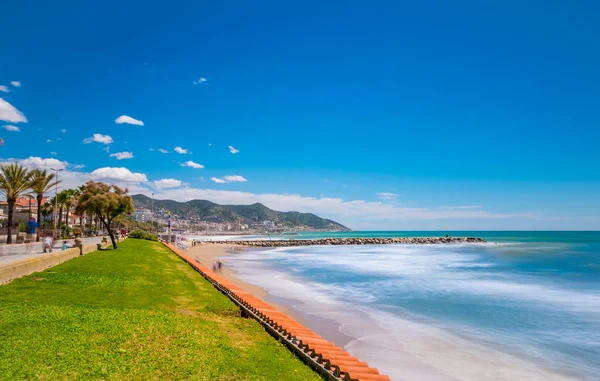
[[148, 148, 155, 151], [0, 155, 540, 229], [11, 156, 68, 170], [115, 115, 144, 126], [223, 175, 247, 182], [0, 86, 9, 93], [211, 175, 247, 183], [208, 143, 212, 146], [0, 99, 28, 123], [90, 167, 147, 183], [50, 152, 57, 156], [83, 133, 113, 144], [110, 151, 134, 160], [46, 139, 52, 143], [228, 145, 239, 154], [158, 148, 169, 153], [148, 187, 533, 230], [181, 160, 204, 169], [192, 77, 207, 85], [2, 125, 20, 132], [377, 192, 399, 201], [60, 129, 67, 133], [174, 146, 188, 154], [10, 81, 21, 88], [72, 164, 85, 169], [154, 178, 182, 189]]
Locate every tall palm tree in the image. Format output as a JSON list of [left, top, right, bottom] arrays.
[[40, 202, 53, 226], [0, 164, 32, 244], [29, 169, 60, 241], [63, 188, 79, 235], [55, 190, 67, 236]]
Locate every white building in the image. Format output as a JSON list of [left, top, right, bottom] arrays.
[[132, 208, 153, 222]]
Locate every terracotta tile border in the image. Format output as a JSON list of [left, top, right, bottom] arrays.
[[162, 243, 391, 381]]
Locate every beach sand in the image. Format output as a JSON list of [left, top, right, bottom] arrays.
[[186, 243, 582, 381], [186, 243, 354, 347]]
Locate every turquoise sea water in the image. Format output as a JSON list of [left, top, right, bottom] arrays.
[[220, 231, 600, 380]]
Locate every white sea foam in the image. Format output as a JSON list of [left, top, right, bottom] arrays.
[[224, 243, 599, 380]]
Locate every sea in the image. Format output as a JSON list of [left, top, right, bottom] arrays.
[[196, 231, 600, 380]]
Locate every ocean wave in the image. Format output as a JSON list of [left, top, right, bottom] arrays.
[[224, 242, 600, 380]]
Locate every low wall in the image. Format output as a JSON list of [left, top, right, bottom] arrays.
[[0, 248, 81, 284], [163, 242, 390, 381], [0, 239, 122, 285]]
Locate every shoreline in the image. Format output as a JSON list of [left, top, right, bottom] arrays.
[[186, 242, 583, 381], [186, 244, 354, 347]]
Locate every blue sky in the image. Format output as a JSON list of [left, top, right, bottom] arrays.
[[1, 1, 599, 230]]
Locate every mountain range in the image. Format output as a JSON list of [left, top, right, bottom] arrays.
[[131, 194, 350, 231]]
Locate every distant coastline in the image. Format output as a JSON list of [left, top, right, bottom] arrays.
[[201, 236, 486, 247]]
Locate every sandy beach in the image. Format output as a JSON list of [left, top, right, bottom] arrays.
[[186, 241, 587, 381], [186, 243, 354, 347], [187, 244, 289, 311]]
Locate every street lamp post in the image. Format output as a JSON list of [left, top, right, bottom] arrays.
[[151, 192, 154, 234], [50, 168, 63, 240]]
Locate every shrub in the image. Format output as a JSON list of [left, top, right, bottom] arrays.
[[18, 222, 27, 233], [128, 229, 158, 241]]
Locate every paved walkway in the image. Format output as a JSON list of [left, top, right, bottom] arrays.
[[0, 237, 104, 265]]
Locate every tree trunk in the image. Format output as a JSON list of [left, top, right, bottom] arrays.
[[65, 203, 71, 236], [36, 195, 43, 242], [100, 216, 118, 249], [58, 205, 63, 234], [6, 200, 14, 244]]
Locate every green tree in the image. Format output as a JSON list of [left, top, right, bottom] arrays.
[[0, 164, 32, 244], [40, 201, 53, 228], [61, 189, 79, 236], [29, 169, 60, 241], [55, 191, 67, 232], [75, 181, 134, 249]]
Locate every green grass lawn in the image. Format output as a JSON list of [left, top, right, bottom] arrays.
[[0, 239, 322, 380]]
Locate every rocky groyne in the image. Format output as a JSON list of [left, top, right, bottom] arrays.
[[204, 237, 486, 247]]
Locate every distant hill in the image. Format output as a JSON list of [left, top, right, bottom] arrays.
[[131, 194, 351, 231]]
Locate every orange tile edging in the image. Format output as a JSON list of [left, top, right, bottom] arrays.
[[163, 243, 391, 381]]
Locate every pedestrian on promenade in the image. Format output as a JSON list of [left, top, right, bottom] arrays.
[[27, 217, 38, 242], [62, 240, 68, 251], [42, 236, 53, 253]]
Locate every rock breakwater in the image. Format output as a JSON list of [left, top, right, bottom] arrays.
[[204, 237, 486, 247]]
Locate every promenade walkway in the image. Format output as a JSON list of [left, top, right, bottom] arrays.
[[0, 237, 104, 265]]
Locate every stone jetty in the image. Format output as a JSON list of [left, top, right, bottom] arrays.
[[204, 237, 485, 247]]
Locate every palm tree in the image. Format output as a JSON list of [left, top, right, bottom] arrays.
[[62, 189, 79, 236], [55, 190, 70, 237], [0, 164, 32, 244], [29, 169, 60, 241], [40, 202, 53, 226]]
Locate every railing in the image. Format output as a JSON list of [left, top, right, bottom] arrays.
[[164, 243, 390, 381]]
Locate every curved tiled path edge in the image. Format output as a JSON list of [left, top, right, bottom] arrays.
[[163, 243, 391, 381]]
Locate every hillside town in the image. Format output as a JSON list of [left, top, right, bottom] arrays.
[[131, 206, 316, 234]]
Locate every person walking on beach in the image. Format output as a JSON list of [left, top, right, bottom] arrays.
[[217, 260, 223, 273]]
